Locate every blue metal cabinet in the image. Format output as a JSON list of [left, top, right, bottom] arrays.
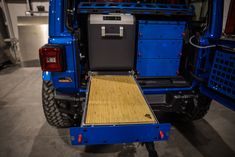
[[139, 21, 185, 40], [138, 40, 183, 59], [137, 20, 185, 77], [137, 59, 180, 77]]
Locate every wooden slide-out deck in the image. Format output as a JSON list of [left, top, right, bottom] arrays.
[[84, 75, 157, 126]]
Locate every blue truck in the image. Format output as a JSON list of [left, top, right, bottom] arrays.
[[39, 0, 234, 152]]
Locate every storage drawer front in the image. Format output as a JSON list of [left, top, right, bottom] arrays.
[[138, 40, 183, 59], [137, 59, 180, 77], [139, 21, 185, 40]]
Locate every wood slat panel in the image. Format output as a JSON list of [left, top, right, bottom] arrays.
[[85, 75, 156, 125]]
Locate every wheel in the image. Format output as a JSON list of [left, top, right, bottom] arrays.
[[42, 81, 73, 128], [178, 94, 212, 121]]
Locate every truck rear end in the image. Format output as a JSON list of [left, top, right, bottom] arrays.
[[39, 0, 235, 148]]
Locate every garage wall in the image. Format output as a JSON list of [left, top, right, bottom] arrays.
[[0, 1, 49, 64], [7, 2, 49, 39], [223, 0, 231, 32]]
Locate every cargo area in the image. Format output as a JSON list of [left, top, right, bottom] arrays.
[[78, 13, 193, 90], [84, 75, 157, 125]]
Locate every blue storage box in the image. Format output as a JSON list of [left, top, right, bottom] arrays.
[[137, 20, 185, 77]]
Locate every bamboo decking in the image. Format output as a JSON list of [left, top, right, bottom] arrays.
[[85, 75, 156, 125]]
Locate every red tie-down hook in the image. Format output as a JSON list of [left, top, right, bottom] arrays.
[[78, 134, 83, 143], [159, 131, 165, 139]]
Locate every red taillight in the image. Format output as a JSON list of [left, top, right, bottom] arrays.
[[39, 44, 66, 72]]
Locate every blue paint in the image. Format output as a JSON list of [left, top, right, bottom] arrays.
[[200, 86, 235, 111], [138, 40, 183, 59], [78, 86, 194, 95], [217, 39, 235, 48], [42, 71, 51, 81], [49, 0, 70, 37], [142, 87, 193, 95], [47, 0, 79, 93], [138, 21, 185, 40], [70, 123, 171, 145], [137, 21, 185, 77], [78, 2, 194, 16], [48, 37, 77, 93], [206, 0, 223, 39], [137, 59, 180, 77], [208, 50, 235, 100]]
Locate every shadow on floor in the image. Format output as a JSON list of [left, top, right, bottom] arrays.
[[0, 101, 8, 110], [28, 122, 137, 157], [157, 112, 235, 157], [80, 144, 136, 157], [0, 64, 20, 74]]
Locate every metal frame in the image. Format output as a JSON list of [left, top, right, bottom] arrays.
[[197, 38, 235, 109], [77, 2, 194, 16], [200, 86, 235, 111], [81, 75, 159, 126], [80, 75, 91, 126]]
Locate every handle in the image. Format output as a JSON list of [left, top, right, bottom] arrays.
[[101, 26, 124, 37]]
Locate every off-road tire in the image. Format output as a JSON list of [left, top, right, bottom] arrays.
[[42, 81, 73, 128], [179, 94, 212, 121]]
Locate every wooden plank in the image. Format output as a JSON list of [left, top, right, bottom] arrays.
[[85, 75, 156, 125]]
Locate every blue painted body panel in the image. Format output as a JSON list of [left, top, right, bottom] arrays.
[[48, 37, 79, 93], [49, 0, 70, 37], [42, 71, 51, 81], [205, 0, 223, 39], [70, 123, 171, 145]]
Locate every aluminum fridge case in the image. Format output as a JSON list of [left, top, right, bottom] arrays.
[[88, 14, 136, 71]]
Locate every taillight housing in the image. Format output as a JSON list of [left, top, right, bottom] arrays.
[[39, 44, 66, 72]]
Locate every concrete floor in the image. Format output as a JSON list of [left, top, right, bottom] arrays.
[[0, 67, 234, 157]]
